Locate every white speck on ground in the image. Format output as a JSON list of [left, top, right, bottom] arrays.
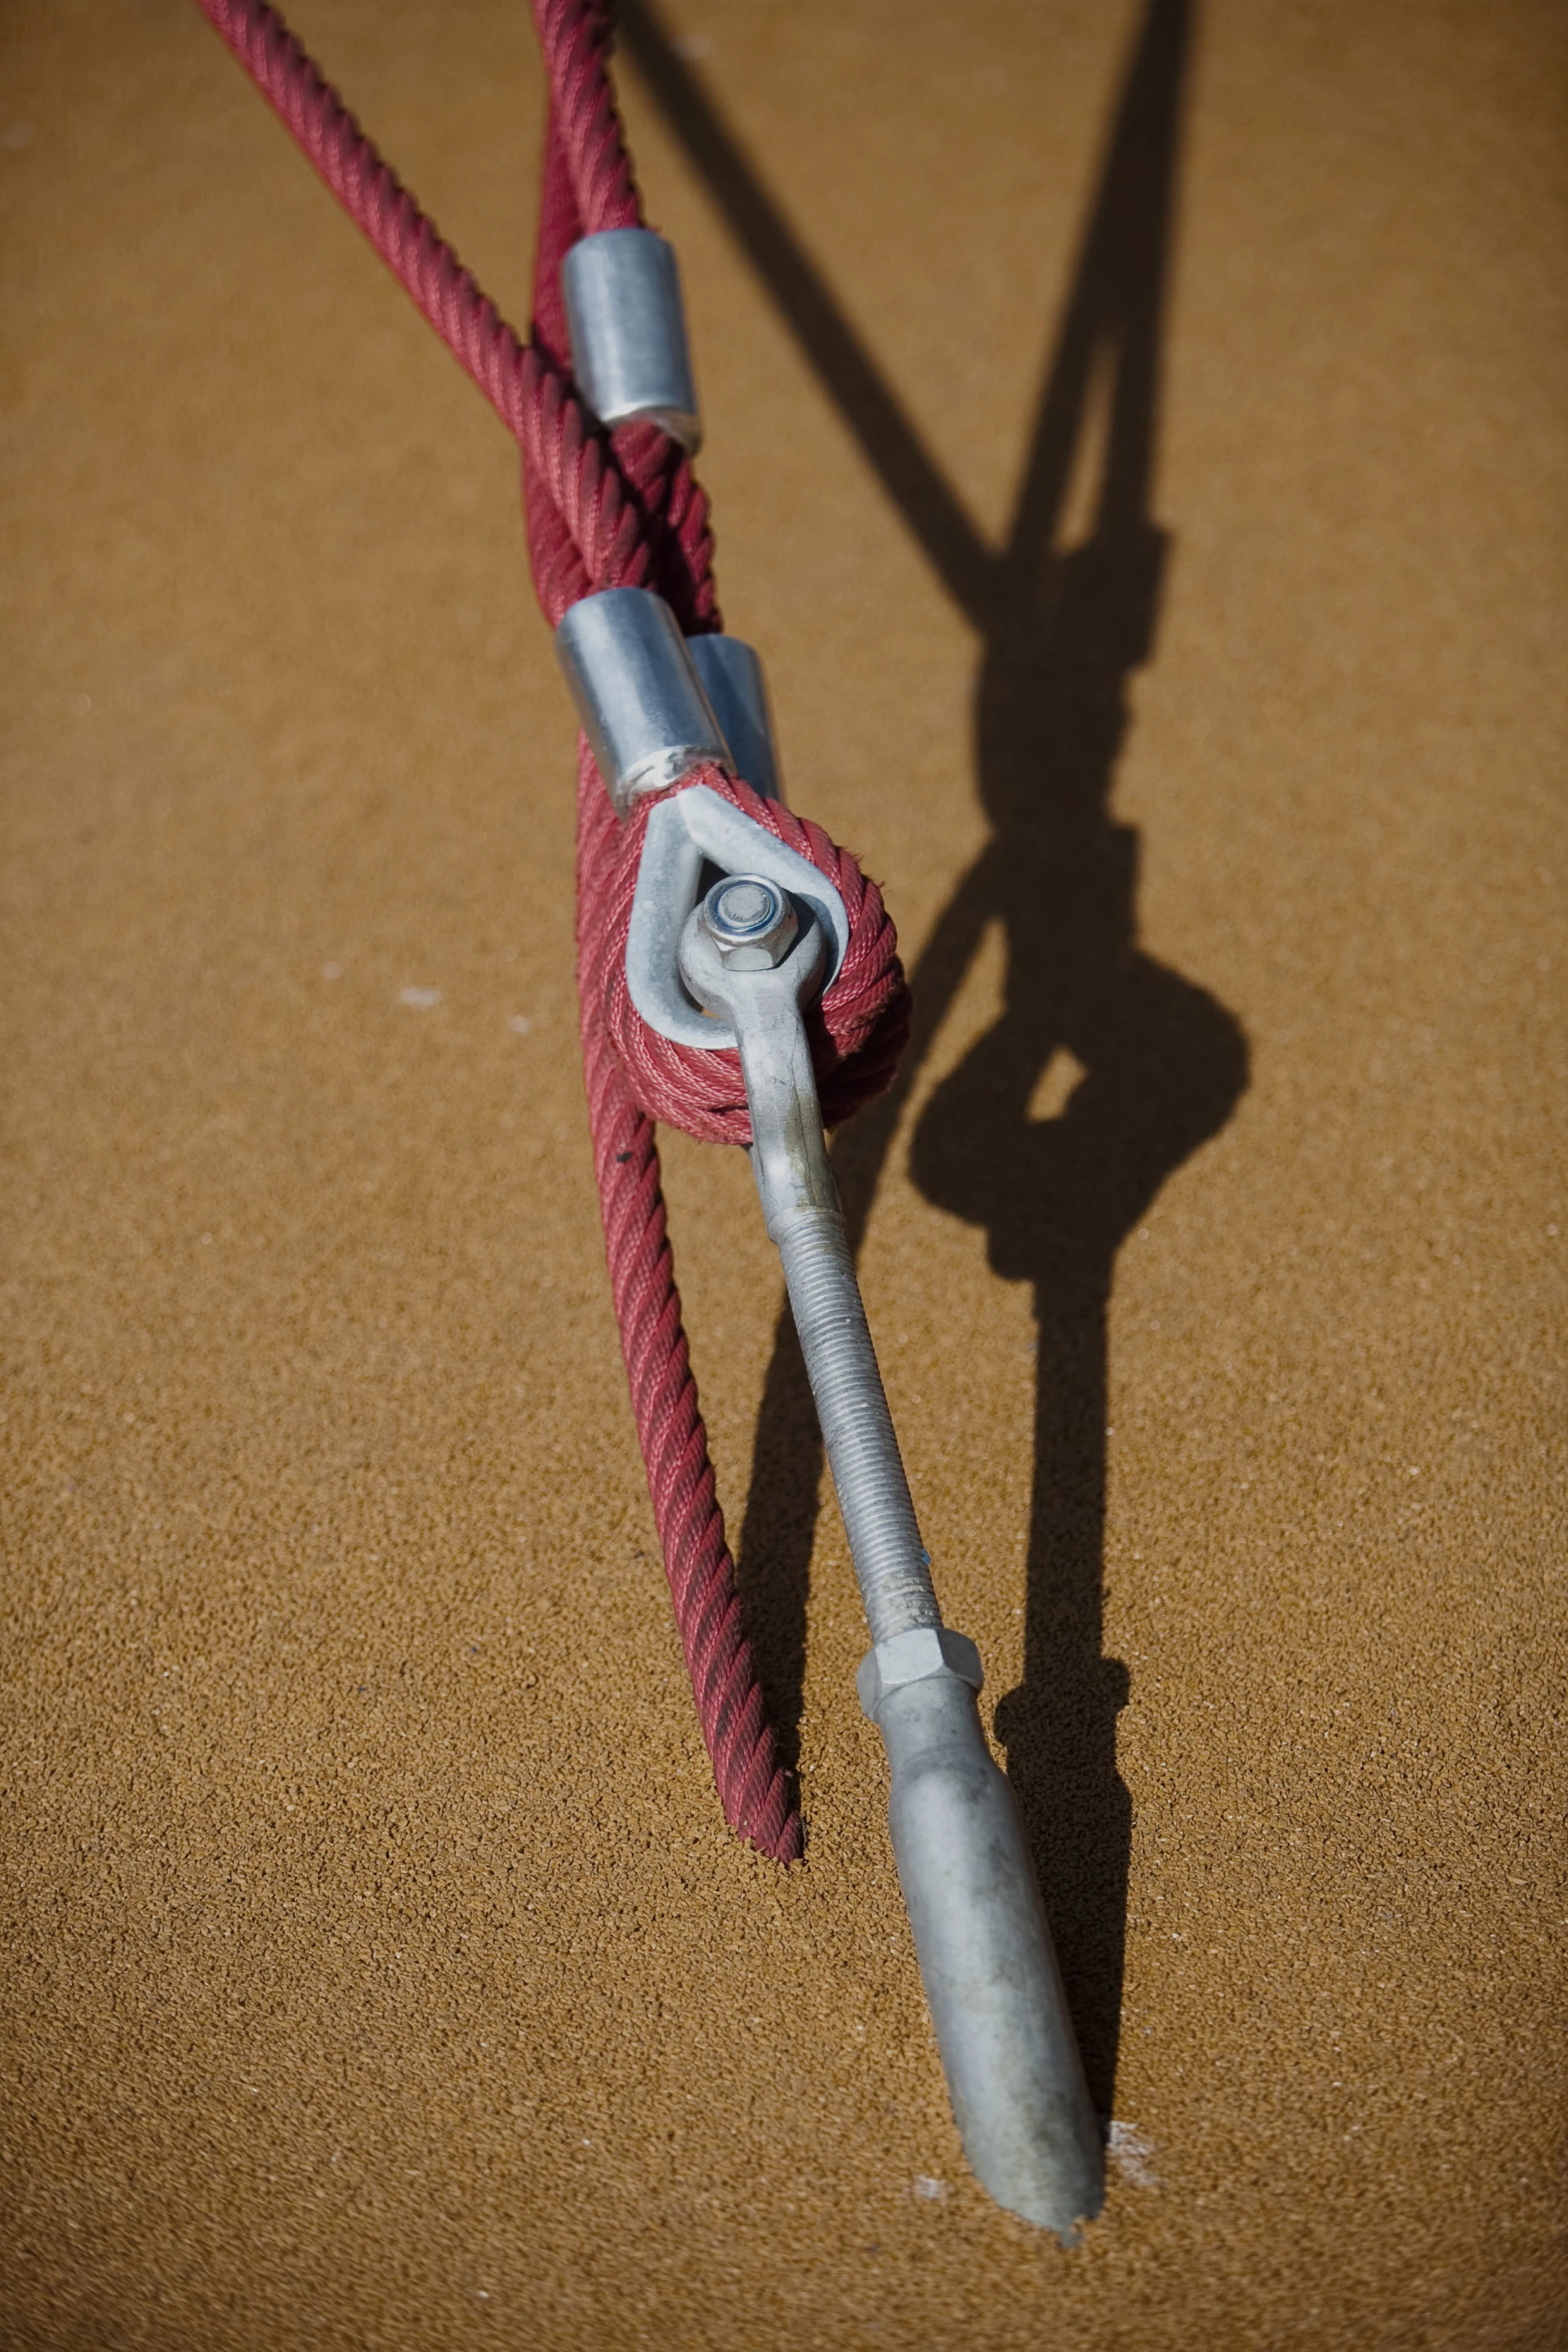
[[911, 2176, 949, 2202], [1107, 2120, 1160, 2189], [506, 1013, 533, 1034], [399, 987, 442, 1009]]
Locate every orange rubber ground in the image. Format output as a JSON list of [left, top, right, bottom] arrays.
[[2, 3, 1563, 2345]]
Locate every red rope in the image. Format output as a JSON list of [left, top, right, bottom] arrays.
[[194, 0, 911, 1864], [581, 766, 910, 1147]]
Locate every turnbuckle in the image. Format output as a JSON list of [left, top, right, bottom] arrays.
[[556, 586, 1104, 2241]]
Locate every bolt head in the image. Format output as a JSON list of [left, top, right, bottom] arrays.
[[698, 873, 799, 969]]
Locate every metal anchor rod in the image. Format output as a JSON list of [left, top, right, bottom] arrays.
[[679, 880, 1105, 2244], [553, 595, 1102, 2238], [693, 902, 937, 1649]]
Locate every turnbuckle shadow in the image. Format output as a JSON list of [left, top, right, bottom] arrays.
[[621, 0, 1248, 2114]]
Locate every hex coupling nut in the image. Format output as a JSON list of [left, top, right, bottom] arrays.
[[857, 1625, 983, 1722]]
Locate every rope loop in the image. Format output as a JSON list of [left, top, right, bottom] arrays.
[[579, 758, 911, 1147]]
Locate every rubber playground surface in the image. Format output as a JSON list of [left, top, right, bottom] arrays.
[[2, 2, 1564, 2345]]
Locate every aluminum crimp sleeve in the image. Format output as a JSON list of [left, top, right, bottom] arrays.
[[562, 228, 702, 452], [688, 634, 782, 803], [554, 587, 731, 817]]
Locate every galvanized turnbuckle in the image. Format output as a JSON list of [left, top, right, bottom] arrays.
[[555, 585, 1104, 2243]]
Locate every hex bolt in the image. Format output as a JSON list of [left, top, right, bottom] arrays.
[[698, 874, 799, 970]]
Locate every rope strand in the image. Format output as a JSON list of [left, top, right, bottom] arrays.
[[193, 0, 914, 1864]]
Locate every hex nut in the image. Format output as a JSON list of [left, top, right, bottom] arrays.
[[698, 874, 799, 971], [856, 1625, 984, 1722]]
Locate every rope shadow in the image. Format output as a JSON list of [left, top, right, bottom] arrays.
[[622, 0, 1248, 2115]]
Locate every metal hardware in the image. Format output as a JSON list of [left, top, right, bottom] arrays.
[[561, 228, 702, 452], [675, 904, 1106, 2244], [855, 1624, 982, 1716], [626, 786, 848, 1052], [870, 1664, 1103, 2242], [698, 875, 799, 970], [554, 588, 730, 819], [688, 635, 782, 802], [678, 911, 942, 1642]]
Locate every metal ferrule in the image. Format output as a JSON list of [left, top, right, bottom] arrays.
[[561, 228, 702, 452], [554, 588, 730, 819], [625, 788, 849, 1051], [688, 635, 782, 802]]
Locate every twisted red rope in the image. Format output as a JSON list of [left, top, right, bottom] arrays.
[[194, 0, 911, 1864], [581, 766, 910, 1146]]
